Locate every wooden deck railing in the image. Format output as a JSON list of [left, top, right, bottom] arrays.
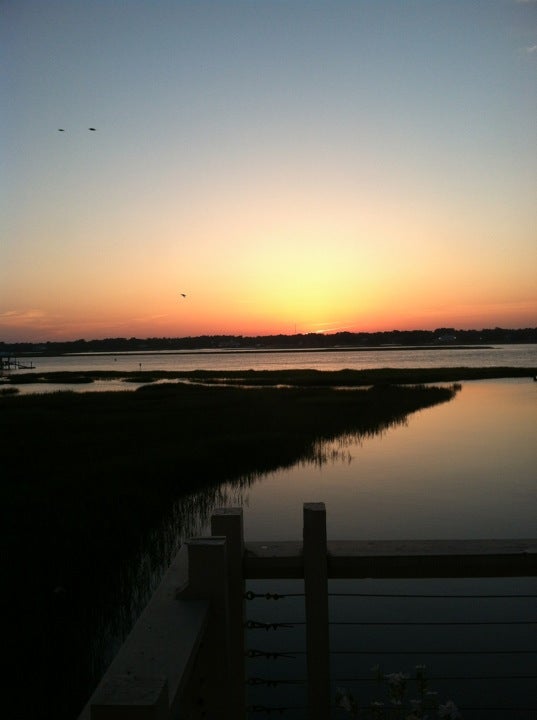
[[78, 503, 537, 719]]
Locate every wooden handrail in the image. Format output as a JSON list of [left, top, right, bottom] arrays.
[[78, 504, 536, 719], [78, 545, 209, 720], [244, 538, 537, 578]]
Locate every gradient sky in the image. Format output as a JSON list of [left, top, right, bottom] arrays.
[[2, 0, 536, 342]]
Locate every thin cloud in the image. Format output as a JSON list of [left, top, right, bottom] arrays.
[[128, 314, 169, 324], [0, 309, 47, 325]]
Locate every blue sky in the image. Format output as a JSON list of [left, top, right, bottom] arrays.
[[2, 1, 536, 341]]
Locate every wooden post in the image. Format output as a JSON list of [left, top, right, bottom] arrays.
[[211, 508, 246, 719], [184, 537, 230, 719], [303, 502, 330, 719]]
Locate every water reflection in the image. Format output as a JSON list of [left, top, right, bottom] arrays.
[[5, 343, 537, 378], [244, 576, 537, 720], [13, 379, 535, 720], [237, 379, 537, 542], [76, 395, 440, 718], [83, 380, 536, 716]]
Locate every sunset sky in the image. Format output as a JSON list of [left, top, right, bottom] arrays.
[[2, 0, 536, 342]]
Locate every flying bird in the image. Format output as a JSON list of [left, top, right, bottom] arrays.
[[58, 128, 65, 132], [180, 293, 186, 298], [89, 127, 96, 131]]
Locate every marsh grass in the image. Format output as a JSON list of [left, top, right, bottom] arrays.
[[0, 374, 465, 720], [3, 365, 535, 388], [2, 381, 458, 494]]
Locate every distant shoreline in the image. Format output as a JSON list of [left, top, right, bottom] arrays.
[[2, 327, 536, 357], [62, 344, 494, 358]]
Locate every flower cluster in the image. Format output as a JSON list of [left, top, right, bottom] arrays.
[[336, 664, 461, 719]]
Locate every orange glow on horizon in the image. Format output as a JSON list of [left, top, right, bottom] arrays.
[[3, 2, 537, 345], [1, 295, 535, 343]]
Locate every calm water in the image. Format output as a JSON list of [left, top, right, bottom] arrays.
[[5, 343, 537, 395], [149, 374, 535, 719], [24, 344, 537, 540], [235, 377, 537, 541], [7, 345, 536, 718], [9, 346, 536, 539], [222, 372, 536, 719]]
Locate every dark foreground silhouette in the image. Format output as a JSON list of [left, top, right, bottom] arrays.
[[2, 377, 460, 719]]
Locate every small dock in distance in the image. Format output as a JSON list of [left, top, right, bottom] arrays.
[[0, 356, 35, 372]]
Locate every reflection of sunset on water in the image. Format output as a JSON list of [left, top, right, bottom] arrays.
[[241, 379, 537, 542]]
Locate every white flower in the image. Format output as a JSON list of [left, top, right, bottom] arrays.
[[438, 700, 461, 719], [386, 672, 410, 686], [336, 688, 355, 713]]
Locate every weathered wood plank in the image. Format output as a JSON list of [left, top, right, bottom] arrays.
[[78, 545, 209, 720], [244, 539, 537, 578], [244, 541, 304, 577]]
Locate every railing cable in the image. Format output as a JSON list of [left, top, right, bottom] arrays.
[[246, 676, 307, 687], [334, 674, 537, 682], [248, 704, 307, 714], [246, 648, 298, 659], [247, 619, 537, 627], [247, 647, 537, 656], [246, 620, 296, 630], [245, 591, 304, 600], [456, 707, 537, 713], [328, 591, 537, 598], [248, 705, 286, 715], [331, 649, 537, 655], [329, 619, 537, 625], [347, 705, 537, 713]]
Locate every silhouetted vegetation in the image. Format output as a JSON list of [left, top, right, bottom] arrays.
[[2, 377, 458, 720], [2, 365, 536, 388], [1, 325, 536, 356], [1, 380, 459, 494]]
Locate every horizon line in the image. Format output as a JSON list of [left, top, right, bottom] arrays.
[[1, 326, 536, 346]]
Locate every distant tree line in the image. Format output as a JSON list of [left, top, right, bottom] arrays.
[[1, 327, 536, 356]]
